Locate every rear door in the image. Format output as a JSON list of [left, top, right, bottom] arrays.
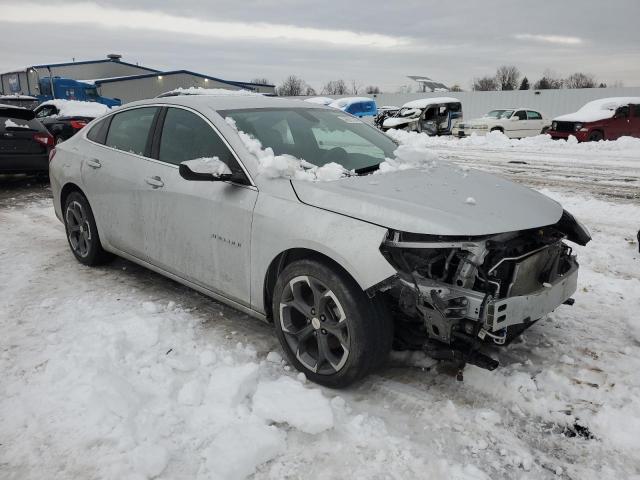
[[138, 106, 257, 305], [81, 106, 160, 258], [608, 105, 631, 139], [526, 110, 545, 136]]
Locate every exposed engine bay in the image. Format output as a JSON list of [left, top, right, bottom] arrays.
[[378, 212, 590, 374]]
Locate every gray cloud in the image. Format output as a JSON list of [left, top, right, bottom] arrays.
[[1, 0, 638, 91]]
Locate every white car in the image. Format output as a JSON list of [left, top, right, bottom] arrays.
[[454, 109, 550, 139]]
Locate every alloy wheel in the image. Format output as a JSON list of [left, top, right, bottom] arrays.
[[279, 275, 350, 375], [65, 201, 92, 257]]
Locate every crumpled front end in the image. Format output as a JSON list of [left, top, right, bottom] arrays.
[[375, 212, 589, 369]]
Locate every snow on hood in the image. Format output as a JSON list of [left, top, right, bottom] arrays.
[[225, 117, 348, 182], [401, 97, 460, 109], [292, 162, 563, 236], [554, 97, 640, 123], [40, 99, 111, 118], [162, 87, 261, 97]]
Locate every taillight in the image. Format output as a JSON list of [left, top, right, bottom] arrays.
[[70, 120, 87, 130], [33, 132, 54, 147], [49, 148, 57, 163]]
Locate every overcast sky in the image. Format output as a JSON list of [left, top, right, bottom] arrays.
[[2, 0, 639, 91]]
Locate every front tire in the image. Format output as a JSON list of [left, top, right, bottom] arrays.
[[588, 130, 603, 142], [272, 259, 392, 388], [63, 192, 112, 266]]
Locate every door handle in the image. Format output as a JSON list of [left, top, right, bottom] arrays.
[[86, 158, 101, 169], [145, 176, 164, 188]]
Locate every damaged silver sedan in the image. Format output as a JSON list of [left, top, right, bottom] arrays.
[[49, 95, 590, 388]]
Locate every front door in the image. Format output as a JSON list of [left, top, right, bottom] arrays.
[[138, 106, 258, 306], [608, 105, 631, 139]]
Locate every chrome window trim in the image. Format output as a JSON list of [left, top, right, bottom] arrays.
[[82, 103, 257, 189]]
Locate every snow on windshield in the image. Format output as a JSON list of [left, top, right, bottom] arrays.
[[40, 99, 111, 118], [225, 117, 349, 181]]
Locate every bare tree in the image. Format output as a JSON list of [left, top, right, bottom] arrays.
[[533, 70, 563, 89], [473, 76, 498, 91], [349, 80, 362, 95], [276, 75, 306, 96], [250, 77, 270, 85], [496, 65, 521, 90], [304, 85, 317, 96], [322, 79, 348, 95], [365, 85, 380, 94], [449, 84, 463, 92], [564, 72, 596, 89]]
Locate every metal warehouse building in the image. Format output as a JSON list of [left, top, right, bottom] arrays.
[[0, 54, 275, 102]]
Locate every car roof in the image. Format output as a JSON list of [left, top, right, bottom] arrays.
[[123, 95, 322, 112]]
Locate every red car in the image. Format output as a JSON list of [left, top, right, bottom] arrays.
[[548, 97, 640, 142]]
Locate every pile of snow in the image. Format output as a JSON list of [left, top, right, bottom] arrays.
[[386, 127, 640, 154], [163, 87, 261, 97], [554, 97, 640, 122], [225, 116, 349, 181], [304, 96, 334, 105], [182, 157, 231, 176], [40, 99, 111, 118]]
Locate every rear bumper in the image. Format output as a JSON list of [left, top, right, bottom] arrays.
[[0, 153, 49, 173]]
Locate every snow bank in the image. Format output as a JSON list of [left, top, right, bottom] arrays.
[[253, 376, 334, 434], [387, 127, 640, 154], [554, 97, 640, 122], [40, 99, 111, 118], [163, 87, 261, 97], [225, 116, 349, 181]]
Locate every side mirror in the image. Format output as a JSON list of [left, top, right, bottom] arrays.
[[179, 157, 233, 182]]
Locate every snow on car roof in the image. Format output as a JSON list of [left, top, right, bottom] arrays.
[[39, 99, 111, 118], [401, 97, 461, 109], [329, 97, 375, 109], [304, 97, 334, 105], [554, 97, 640, 123], [158, 87, 262, 97]]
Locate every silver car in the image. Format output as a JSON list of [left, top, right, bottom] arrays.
[[49, 95, 590, 387]]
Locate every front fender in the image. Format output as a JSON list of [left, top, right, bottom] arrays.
[[250, 194, 396, 314]]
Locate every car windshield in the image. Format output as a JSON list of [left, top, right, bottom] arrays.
[[220, 107, 398, 173], [484, 110, 514, 119]]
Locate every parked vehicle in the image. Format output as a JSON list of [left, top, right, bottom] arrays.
[[453, 108, 550, 138], [374, 106, 400, 130], [37, 77, 121, 107], [0, 94, 40, 110], [381, 97, 462, 135], [548, 97, 640, 142], [34, 100, 111, 144], [49, 95, 590, 387], [328, 97, 377, 118], [0, 104, 53, 174]]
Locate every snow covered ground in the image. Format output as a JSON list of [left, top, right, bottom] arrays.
[[1, 135, 639, 479]]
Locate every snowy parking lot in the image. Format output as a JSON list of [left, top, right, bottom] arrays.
[[2, 134, 640, 479]]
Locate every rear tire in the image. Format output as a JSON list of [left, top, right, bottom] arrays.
[[588, 130, 603, 142], [63, 192, 113, 266], [272, 259, 392, 388]]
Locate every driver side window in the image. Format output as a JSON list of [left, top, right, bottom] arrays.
[[514, 110, 527, 120], [158, 107, 243, 174]]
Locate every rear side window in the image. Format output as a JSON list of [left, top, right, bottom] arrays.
[[527, 110, 542, 120], [158, 107, 238, 168], [86, 117, 111, 144], [105, 107, 158, 156], [633, 105, 640, 118]]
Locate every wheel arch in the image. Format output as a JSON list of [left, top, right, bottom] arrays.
[[60, 182, 87, 212], [263, 248, 362, 323]]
